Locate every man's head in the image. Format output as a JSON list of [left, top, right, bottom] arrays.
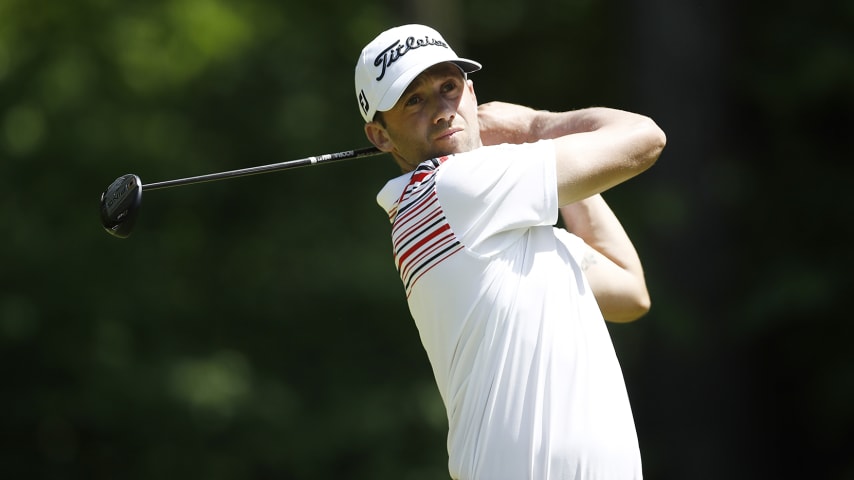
[[355, 24, 481, 123], [355, 25, 483, 171]]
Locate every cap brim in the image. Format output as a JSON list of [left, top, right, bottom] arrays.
[[375, 58, 482, 114]]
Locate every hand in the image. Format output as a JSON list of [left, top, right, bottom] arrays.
[[477, 101, 540, 146]]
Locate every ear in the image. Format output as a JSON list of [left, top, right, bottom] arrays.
[[364, 122, 394, 153]]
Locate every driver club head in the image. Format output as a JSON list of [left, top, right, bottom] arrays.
[[100, 174, 142, 238]]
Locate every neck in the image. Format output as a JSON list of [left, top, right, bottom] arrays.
[[393, 153, 420, 173]]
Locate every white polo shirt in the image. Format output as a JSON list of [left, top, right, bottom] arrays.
[[377, 141, 642, 480]]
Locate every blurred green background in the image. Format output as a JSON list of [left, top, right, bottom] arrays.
[[2, 0, 852, 478]]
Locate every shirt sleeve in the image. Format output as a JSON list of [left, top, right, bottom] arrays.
[[435, 140, 559, 256]]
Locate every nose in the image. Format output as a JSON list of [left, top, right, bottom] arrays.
[[433, 97, 456, 125]]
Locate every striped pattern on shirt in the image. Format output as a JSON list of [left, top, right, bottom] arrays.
[[387, 158, 463, 298]]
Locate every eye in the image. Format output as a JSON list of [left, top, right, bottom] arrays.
[[404, 94, 422, 107], [441, 81, 458, 94]]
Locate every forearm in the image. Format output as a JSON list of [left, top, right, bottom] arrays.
[[479, 102, 657, 145], [561, 194, 650, 322], [528, 107, 630, 141], [478, 102, 592, 145], [561, 194, 644, 275]]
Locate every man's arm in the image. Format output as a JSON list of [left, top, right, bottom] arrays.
[[478, 101, 666, 205], [478, 102, 664, 322], [561, 195, 650, 322]]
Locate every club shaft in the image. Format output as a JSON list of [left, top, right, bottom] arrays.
[[141, 146, 382, 191]]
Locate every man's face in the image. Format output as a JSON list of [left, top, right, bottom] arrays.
[[366, 62, 481, 170]]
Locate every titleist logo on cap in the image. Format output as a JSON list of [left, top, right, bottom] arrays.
[[374, 36, 449, 81]]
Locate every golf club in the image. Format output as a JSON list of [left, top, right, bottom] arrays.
[[99, 146, 383, 239]]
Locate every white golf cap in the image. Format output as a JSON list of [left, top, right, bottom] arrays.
[[355, 24, 481, 123]]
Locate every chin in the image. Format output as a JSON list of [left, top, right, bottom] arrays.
[[431, 139, 473, 159], [427, 149, 458, 161]]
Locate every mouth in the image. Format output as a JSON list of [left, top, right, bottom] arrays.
[[434, 127, 463, 142]]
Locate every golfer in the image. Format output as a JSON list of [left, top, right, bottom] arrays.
[[355, 24, 666, 480]]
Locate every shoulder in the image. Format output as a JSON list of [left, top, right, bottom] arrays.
[[454, 140, 555, 163], [439, 140, 554, 177], [437, 140, 556, 191], [376, 172, 412, 214]]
